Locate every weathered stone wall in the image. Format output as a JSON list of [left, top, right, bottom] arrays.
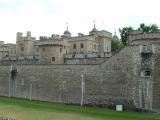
[[0, 31, 160, 111], [100, 45, 140, 109], [152, 53, 160, 110], [39, 45, 65, 64], [0, 66, 10, 97], [64, 58, 109, 64], [0, 45, 142, 110]]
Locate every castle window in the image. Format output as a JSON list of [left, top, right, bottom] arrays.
[[42, 48, 45, 52], [140, 69, 151, 77], [52, 57, 55, 62], [66, 50, 67, 54], [141, 53, 152, 60], [145, 71, 151, 76], [37, 48, 39, 52], [21, 47, 24, 51], [73, 44, 76, 49], [60, 48, 62, 53], [94, 45, 96, 50], [80, 43, 84, 48]]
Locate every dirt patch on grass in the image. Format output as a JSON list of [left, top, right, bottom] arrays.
[[1, 111, 97, 120], [53, 112, 97, 120]]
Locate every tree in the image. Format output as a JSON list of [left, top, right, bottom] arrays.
[[150, 24, 159, 32], [111, 35, 124, 52], [138, 23, 159, 32], [119, 27, 133, 45]]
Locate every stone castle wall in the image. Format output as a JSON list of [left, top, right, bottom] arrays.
[[152, 52, 160, 110], [1, 31, 160, 111], [0, 45, 141, 109]]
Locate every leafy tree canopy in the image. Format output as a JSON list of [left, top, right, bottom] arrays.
[[111, 34, 124, 53], [138, 23, 159, 32], [119, 27, 133, 45]]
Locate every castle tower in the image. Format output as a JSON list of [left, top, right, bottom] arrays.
[[26, 31, 31, 37], [16, 31, 36, 57], [128, 30, 155, 110], [16, 32, 23, 42]]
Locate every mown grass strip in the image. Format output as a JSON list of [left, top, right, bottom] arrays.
[[0, 97, 159, 120]]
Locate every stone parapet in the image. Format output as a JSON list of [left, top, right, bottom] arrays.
[[38, 40, 63, 46], [68, 35, 95, 41], [129, 30, 160, 45], [2, 55, 39, 61]]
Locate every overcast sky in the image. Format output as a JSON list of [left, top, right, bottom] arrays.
[[0, 0, 160, 43]]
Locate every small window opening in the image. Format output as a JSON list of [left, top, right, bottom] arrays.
[[60, 48, 62, 53], [21, 47, 24, 51], [145, 71, 151, 76], [140, 69, 151, 77], [80, 43, 84, 48], [94, 45, 96, 49], [52, 57, 55, 62], [73, 44, 76, 49]]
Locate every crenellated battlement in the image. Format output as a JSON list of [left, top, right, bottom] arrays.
[[16, 31, 36, 42], [129, 30, 160, 45], [39, 34, 61, 40]]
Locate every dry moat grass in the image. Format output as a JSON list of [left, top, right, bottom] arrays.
[[0, 97, 159, 120]]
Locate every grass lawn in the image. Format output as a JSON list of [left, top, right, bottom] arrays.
[[0, 97, 159, 120]]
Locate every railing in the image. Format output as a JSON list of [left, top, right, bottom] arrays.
[[2, 55, 39, 61], [64, 52, 112, 59]]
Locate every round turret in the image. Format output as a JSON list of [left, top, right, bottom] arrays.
[[129, 30, 160, 45]]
